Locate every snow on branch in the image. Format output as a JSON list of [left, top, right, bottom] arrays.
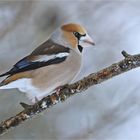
[[0, 51, 140, 136]]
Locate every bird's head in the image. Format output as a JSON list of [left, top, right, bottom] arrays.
[[60, 23, 95, 53]]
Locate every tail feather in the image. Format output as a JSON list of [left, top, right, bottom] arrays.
[[0, 67, 19, 78], [0, 71, 11, 87], [0, 71, 10, 77]]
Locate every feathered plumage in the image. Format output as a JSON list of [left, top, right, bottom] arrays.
[[0, 23, 95, 103]]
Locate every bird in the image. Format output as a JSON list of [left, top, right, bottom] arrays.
[[0, 23, 95, 103]]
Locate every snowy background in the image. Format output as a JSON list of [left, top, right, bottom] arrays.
[[0, 0, 140, 139]]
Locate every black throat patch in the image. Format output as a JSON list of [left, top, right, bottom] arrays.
[[78, 45, 83, 53]]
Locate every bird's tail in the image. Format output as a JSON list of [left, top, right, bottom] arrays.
[[0, 71, 10, 77], [0, 71, 11, 88]]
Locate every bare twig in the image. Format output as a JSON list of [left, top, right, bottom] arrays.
[[0, 51, 140, 136]]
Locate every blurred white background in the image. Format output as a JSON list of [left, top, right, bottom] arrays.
[[0, 0, 140, 139]]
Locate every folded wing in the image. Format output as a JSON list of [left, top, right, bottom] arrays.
[[0, 39, 70, 77]]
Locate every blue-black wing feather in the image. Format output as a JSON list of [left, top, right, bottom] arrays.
[[0, 39, 70, 77], [0, 56, 68, 77]]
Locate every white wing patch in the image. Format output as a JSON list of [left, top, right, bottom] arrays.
[[33, 52, 69, 62], [56, 52, 69, 58]]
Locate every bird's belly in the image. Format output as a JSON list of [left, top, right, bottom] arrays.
[[30, 52, 82, 101], [32, 61, 81, 91]]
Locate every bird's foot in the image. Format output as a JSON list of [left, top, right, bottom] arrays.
[[34, 97, 39, 103], [55, 86, 63, 96], [29, 96, 40, 104]]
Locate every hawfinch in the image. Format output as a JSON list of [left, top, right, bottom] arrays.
[[0, 23, 95, 103]]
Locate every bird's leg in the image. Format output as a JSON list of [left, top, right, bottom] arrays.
[[54, 84, 69, 95], [55, 86, 63, 95], [29, 97, 40, 104], [34, 97, 39, 103]]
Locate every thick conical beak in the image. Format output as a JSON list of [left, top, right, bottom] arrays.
[[82, 34, 95, 46]]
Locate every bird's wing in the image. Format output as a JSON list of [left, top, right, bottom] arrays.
[[0, 39, 70, 77]]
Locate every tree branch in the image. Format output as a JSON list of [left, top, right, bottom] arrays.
[[0, 51, 140, 136]]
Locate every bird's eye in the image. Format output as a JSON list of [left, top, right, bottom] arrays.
[[73, 32, 86, 40], [73, 32, 81, 40], [73, 32, 79, 36]]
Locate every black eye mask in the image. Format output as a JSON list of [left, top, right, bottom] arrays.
[[73, 32, 86, 40], [73, 32, 86, 53]]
